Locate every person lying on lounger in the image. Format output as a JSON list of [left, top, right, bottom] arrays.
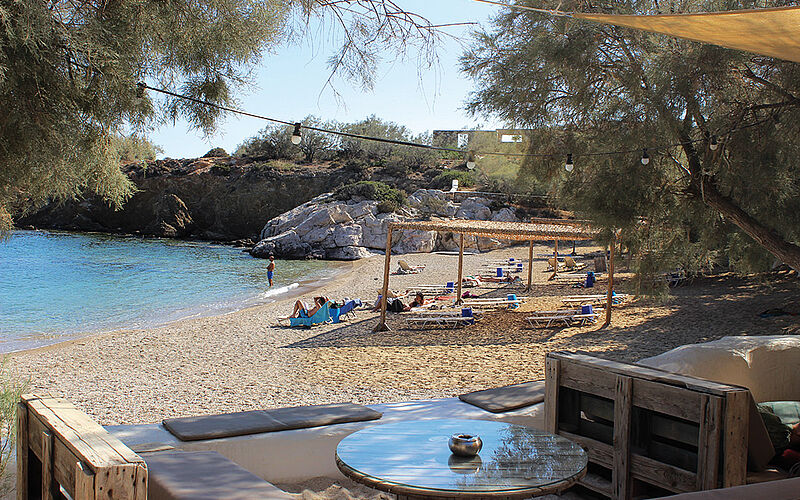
[[403, 292, 432, 311], [290, 296, 327, 318]]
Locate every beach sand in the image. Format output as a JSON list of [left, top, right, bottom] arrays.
[[6, 243, 800, 497]]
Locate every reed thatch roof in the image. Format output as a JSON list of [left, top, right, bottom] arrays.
[[389, 218, 597, 241]]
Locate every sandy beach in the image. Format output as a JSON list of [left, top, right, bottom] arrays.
[[9, 243, 800, 427]]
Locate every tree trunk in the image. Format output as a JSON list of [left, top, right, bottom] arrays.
[[697, 177, 800, 271]]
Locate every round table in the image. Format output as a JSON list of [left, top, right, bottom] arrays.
[[335, 419, 587, 499]]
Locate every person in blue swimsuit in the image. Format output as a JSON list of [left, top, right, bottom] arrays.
[[267, 255, 275, 287]]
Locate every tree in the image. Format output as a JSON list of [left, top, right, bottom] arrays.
[[462, 0, 800, 273], [1, 1, 440, 231], [297, 115, 339, 163]]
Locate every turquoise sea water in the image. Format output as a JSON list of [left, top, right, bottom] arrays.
[[0, 230, 336, 352]]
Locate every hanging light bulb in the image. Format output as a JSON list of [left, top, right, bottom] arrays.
[[466, 150, 477, 170], [641, 148, 650, 165], [291, 123, 302, 145], [709, 135, 718, 151], [565, 153, 574, 172]]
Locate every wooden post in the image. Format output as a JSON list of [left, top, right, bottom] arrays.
[[375, 226, 393, 332], [603, 232, 616, 327], [75, 462, 96, 500], [16, 402, 29, 500], [722, 391, 749, 487], [613, 375, 633, 500], [42, 430, 53, 500], [544, 356, 560, 433], [527, 240, 534, 291], [456, 234, 464, 305], [553, 239, 560, 276]]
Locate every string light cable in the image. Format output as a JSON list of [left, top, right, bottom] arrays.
[[138, 82, 727, 163]]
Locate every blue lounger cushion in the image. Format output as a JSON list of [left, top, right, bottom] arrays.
[[459, 380, 545, 413], [163, 402, 382, 441]]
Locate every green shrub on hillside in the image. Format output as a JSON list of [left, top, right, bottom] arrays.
[[431, 170, 476, 190], [203, 147, 228, 157], [335, 181, 405, 212]]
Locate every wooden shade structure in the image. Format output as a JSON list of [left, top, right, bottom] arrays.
[[375, 218, 607, 331]]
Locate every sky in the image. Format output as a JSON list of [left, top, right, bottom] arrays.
[[148, 0, 504, 159]]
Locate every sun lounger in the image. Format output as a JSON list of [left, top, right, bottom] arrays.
[[546, 257, 565, 271], [285, 301, 332, 327], [561, 293, 628, 306], [330, 299, 361, 323], [564, 256, 586, 271], [527, 310, 577, 328], [396, 259, 426, 274], [406, 308, 476, 327], [462, 297, 524, 309], [526, 308, 599, 328]]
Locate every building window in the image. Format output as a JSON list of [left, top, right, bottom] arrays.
[[500, 134, 523, 143], [457, 133, 469, 148]]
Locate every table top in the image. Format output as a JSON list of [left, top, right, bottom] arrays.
[[335, 418, 587, 499]]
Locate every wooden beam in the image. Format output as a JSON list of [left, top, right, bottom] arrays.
[[603, 233, 616, 327], [16, 402, 29, 500], [456, 234, 464, 305], [527, 241, 534, 291], [375, 227, 393, 332]]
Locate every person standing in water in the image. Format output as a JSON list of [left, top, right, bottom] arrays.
[[267, 255, 275, 287]]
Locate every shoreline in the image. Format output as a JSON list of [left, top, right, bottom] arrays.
[[8, 257, 361, 357], [9, 243, 798, 427]]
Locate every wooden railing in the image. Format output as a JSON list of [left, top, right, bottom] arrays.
[[16, 394, 147, 500]]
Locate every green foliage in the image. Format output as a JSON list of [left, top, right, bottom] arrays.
[[334, 181, 405, 212], [203, 147, 228, 158], [431, 170, 476, 190], [463, 0, 800, 274], [109, 134, 163, 163], [235, 124, 296, 160], [0, 360, 27, 495], [1, 0, 288, 230]]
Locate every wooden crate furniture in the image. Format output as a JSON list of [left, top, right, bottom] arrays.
[[16, 394, 294, 500], [544, 352, 755, 499], [17, 394, 148, 500]]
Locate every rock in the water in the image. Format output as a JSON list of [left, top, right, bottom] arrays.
[[250, 230, 312, 259]]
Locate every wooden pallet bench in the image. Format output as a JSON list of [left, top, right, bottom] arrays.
[[544, 353, 754, 499]]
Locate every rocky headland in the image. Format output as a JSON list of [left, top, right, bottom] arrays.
[[250, 189, 521, 260]]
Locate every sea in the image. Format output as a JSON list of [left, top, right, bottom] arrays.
[[0, 230, 338, 353]]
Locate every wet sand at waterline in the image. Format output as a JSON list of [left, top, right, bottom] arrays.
[[9, 243, 799, 427]]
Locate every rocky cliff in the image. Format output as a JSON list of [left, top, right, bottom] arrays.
[[17, 156, 450, 242], [250, 189, 521, 260], [17, 158, 360, 241]]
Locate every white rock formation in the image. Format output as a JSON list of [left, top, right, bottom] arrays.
[[252, 189, 520, 260]]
